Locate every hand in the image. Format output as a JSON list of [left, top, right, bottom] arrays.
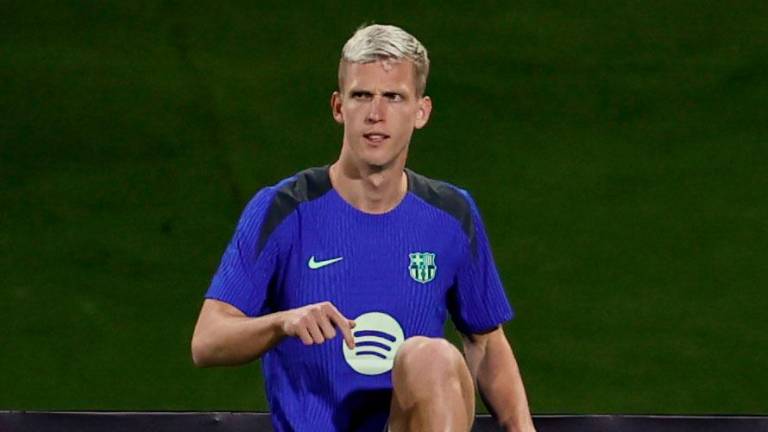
[[279, 302, 356, 349]]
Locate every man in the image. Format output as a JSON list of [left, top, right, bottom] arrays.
[[192, 24, 536, 432]]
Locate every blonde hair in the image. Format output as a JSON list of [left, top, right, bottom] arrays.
[[338, 24, 430, 96]]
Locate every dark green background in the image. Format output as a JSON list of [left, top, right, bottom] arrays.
[[2, 1, 766, 414]]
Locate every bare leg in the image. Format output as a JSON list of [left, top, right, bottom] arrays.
[[388, 337, 475, 432]]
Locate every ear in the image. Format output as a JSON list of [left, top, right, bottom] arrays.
[[331, 91, 344, 124], [414, 96, 432, 129]]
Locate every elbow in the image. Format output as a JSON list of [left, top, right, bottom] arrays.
[[191, 334, 216, 368]]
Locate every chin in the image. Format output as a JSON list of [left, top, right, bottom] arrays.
[[361, 160, 391, 171], [356, 151, 393, 169], [346, 142, 407, 170]]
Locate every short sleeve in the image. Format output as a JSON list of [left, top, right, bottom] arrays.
[[205, 188, 281, 317], [448, 192, 514, 334]]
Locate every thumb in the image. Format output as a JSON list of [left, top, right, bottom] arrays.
[[348, 320, 356, 329]]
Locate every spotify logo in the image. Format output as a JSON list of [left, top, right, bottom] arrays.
[[343, 312, 405, 375]]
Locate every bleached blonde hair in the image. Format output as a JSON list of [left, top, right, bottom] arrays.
[[338, 24, 430, 97]]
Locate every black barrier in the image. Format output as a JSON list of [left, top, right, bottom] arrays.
[[1, 411, 767, 431]]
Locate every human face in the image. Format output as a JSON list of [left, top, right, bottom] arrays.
[[331, 59, 432, 170]]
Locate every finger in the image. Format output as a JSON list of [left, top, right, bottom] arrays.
[[318, 315, 337, 340], [323, 303, 356, 349], [296, 327, 313, 345], [307, 321, 325, 344], [327, 309, 355, 349]]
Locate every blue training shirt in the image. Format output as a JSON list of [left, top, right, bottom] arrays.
[[205, 166, 514, 432]]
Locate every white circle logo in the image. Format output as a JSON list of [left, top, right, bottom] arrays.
[[343, 312, 405, 375]]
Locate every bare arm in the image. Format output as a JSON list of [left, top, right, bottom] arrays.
[[462, 326, 536, 432], [191, 299, 355, 367]]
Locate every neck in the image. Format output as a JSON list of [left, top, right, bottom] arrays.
[[329, 159, 408, 214]]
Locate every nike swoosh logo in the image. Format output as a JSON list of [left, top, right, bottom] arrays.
[[308, 256, 344, 269]]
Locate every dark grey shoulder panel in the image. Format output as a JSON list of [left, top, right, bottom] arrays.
[[406, 169, 476, 255], [257, 166, 332, 255]]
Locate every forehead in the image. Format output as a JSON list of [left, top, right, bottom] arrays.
[[342, 60, 417, 93]]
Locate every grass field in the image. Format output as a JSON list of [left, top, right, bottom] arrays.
[[2, 1, 767, 414]]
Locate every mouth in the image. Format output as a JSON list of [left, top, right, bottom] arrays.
[[363, 132, 390, 144]]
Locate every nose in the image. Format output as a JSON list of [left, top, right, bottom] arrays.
[[366, 95, 384, 123]]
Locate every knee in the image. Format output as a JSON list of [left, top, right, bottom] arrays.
[[393, 336, 465, 381], [389, 337, 476, 430]]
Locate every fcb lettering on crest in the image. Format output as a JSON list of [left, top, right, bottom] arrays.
[[408, 252, 437, 284]]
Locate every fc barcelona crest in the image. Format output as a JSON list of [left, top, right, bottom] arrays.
[[408, 252, 437, 284]]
